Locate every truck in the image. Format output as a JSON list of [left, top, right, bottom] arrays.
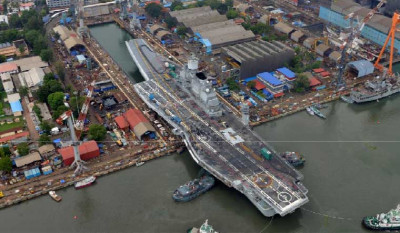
[[171, 116, 181, 124], [261, 147, 273, 160]]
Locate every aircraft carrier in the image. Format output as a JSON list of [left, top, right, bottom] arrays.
[[126, 39, 309, 217]]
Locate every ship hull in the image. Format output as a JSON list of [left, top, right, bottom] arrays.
[[362, 217, 400, 231], [172, 180, 215, 202], [350, 88, 400, 104]]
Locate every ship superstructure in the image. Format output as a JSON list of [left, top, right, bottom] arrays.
[[126, 39, 309, 217]]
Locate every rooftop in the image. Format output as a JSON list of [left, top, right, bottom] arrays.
[[14, 152, 41, 168], [258, 72, 282, 86], [0, 62, 18, 73], [13, 56, 48, 72], [10, 100, 22, 113]]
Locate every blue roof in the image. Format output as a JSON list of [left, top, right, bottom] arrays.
[[258, 72, 282, 86], [53, 138, 61, 143], [244, 76, 257, 83], [76, 54, 86, 61], [277, 67, 295, 78], [10, 101, 22, 113], [202, 39, 211, 47]]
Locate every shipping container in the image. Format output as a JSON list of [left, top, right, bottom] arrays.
[[261, 148, 272, 160]]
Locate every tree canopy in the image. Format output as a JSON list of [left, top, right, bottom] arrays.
[[37, 79, 63, 102], [145, 3, 163, 18], [40, 49, 53, 62], [47, 92, 65, 110], [226, 9, 239, 19], [293, 74, 310, 93], [39, 134, 51, 146], [0, 157, 12, 173], [17, 143, 30, 156], [176, 26, 187, 36], [88, 124, 107, 141]]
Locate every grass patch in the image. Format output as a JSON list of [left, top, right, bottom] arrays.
[[0, 117, 24, 133]]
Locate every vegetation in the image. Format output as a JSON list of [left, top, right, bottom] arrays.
[[55, 62, 65, 81], [170, 0, 233, 14], [247, 81, 256, 89], [145, 3, 163, 18], [0, 156, 12, 173], [0, 117, 24, 132], [40, 49, 53, 62], [52, 105, 68, 120], [293, 74, 310, 93], [17, 142, 30, 156], [19, 86, 29, 97], [33, 104, 42, 121], [289, 47, 322, 73], [226, 9, 239, 19], [88, 124, 107, 141], [36, 75, 63, 103], [0, 146, 11, 157], [226, 77, 239, 91], [39, 134, 51, 146], [171, 1, 183, 11], [40, 121, 53, 135], [70, 96, 85, 117], [176, 26, 187, 36], [165, 16, 177, 29], [47, 92, 65, 110]]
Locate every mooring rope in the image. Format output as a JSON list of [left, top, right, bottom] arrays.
[[301, 207, 355, 221], [258, 216, 274, 233]]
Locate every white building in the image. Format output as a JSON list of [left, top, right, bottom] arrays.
[[46, 0, 71, 8], [0, 15, 8, 25], [19, 67, 45, 88], [19, 2, 35, 11]]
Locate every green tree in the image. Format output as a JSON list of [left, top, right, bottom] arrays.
[[0, 156, 12, 173], [293, 74, 310, 93], [18, 45, 25, 55], [173, 5, 183, 11], [55, 62, 65, 81], [33, 36, 47, 55], [37, 79, 63, 102], [226, 77, 239, 91], [39, 134, 51, 146], [40, 48, 53, 62], [171, 1, 183, 11], [44, 72, 55, 82], [70, 96, 85, 117], [17, 142, 30, 156], [33, 104, 42, 121], [52, 105, 68, 120], [247, 80, 256, 89], [24, 16, 43, 31], [0, 55, 5, 63], [145, 3, 163, 18], [165, 16, 176, 29], [176, 26, 187, 36], [88, 124, 107, 141], [225, 0, 233, 7], [0, 22, 8, 30], [53, 32, 60, 40], [0, 146, 11, 157], [226, 9, 239, 19], [2, 0, 8, 14], [47, 92, 65, 110], [311, 61, 322, 69], [19, 86, 29, 96], [25, 30, 41, 45], [40, 120, 54, 134], [9, 14, 22, 28]]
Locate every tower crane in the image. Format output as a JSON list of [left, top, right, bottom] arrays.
[[374, 12, 400, 75], [56, 110, 88, 175], [336, 0, 386, 88], [74, 82, 95, 139]]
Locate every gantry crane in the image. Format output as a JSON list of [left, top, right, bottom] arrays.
[[56, 110, 88, 175], [374, 12, 400, 75], [74, 82, 95, 139], [336, 0, 386, 87]]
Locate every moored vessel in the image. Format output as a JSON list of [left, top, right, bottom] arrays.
[[306, 107, 314, 116], [310, 106, 326, 119], [173, 175, 215, 202], [74, 176, 96, 189], [135, 161, 144, 167], [48, 191, 62, 202], [188, 219, 218, 233], [363, 204, 400, 231], [280, 151, 305, 167]]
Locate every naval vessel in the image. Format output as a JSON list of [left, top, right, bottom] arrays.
[[173, 175, 215, 202], [363, 204, 400, 231], [126, 39, 309, 217]]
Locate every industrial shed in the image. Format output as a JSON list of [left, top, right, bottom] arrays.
[[83, 5, 110, 18], [14, 56, 48, 72], [64, 36, 85, 52], [316, 44, 332, 56], [53, 25, 74, 41], [123, 108, 155, 140], [115, 115, 129, 130], [155, 30, 172, 41], [274, 22, 294, 35], [14, 152, 41, 168], [222, 40, 295, 79], [149, 24, 165, 35], [169, 6, 227, 30], [346, 60, 375, 78], [290, 30, 305, 43], [303, 37, 315, 49], [329, 51, 342, 62], [59, 140, 100, 166]]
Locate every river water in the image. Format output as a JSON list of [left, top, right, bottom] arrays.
[[1, 23, 400, 233]]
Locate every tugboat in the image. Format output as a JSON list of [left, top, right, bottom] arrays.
[[363, 204, 400, 231], [74, 176, 96, 189], [135, 161, 145, 167], [188, 219, 218, 233], [48, 191, 62, 202], [306, 107, 314, 116], [280, 151, 305, 167], [173, 175, 215, 202]]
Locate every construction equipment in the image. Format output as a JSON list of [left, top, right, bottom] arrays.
[[374, 12, 400, 75], [56, 110, 88, 175], [313, 37, 329, 50], [336, 0, 386, 87], [74, 82, 95, 139]]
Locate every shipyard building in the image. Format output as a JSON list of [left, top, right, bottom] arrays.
[[221, 40, 295, 79], [319, 0, 400, 52], [169, 6, 256, 52]]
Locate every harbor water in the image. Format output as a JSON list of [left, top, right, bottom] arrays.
[[1, 23, 400, 232]]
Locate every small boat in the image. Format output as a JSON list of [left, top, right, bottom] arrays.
[[312, 103, 328, 109], [188, 219, 218, 233], [48, 191, 62, 202], [310, 106, 326, 119], [280, 151, 305, 167], [74, 176, 96, 189], [306, 107, 314, 116], [136, 161, 144, 167], [173, 175, 215, 202], [341, 95, 354, 104], [363, 204, 400, 231]]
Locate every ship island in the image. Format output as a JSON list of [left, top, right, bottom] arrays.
[[126, 38, 309, 217]]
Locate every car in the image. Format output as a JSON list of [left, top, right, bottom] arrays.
[[157, 124, 163, 128], [154, 120, 160, 124], [160, 127, 166, 131]]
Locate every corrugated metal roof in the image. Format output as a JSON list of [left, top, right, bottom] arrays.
[[59, 140, 99, 161], [277, 67, 295, 79], [347, 60, 375, 78], [38, 144, 55, 154], [329, 51, 342, 61], [64, 36, 85, 51], [115, 115, 129, 129], [15, 152, 41, 167], [0, 131, 29, 143], [0, 62, 17, 73], [258, 72, 282, 86], [10, 100, 22, 113], [274, 22, 294, 35], [155, 30, 171, 41]]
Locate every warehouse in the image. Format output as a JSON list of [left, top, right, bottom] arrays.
[[83, 4, 110, 18], [59, 140, 100, 166], [169, 6, 226, 29], [14, 152, 41, 168], [346, 60, 375, 78], [319, 0, 400, 53], [123, 108, 156, 140], [222, 40, 295, 79], [274, 22, 295, 35]]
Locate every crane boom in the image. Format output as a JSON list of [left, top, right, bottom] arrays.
[[336, 0, 386, 87], [74, 82, 95, 139]]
